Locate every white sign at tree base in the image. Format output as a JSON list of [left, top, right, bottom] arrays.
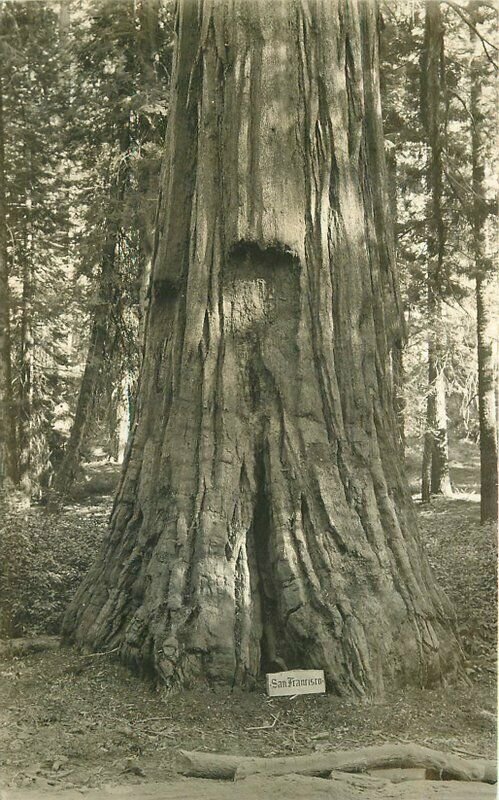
[[266, 669, 326, 697]]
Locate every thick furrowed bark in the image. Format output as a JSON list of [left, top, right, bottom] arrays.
[[63, 0, 460, 696]]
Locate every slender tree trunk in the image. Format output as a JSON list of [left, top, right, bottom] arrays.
[[0, 67, 18, 490], [109, 376, 131, 464], [431, 352, 451, 494], [115, 383, 131, 465], [392, 339, 406, 458], [17, 192, 34, 501], [53, 132, 130, 497], [63, 0, 460, 697], [53, 237, 117, 494], [136, 0, 165, 345], [475, 275, 498, 520], [136, 0, 161, 89], [421, 1, 452, 502], [58, 0, 70, 37], [469, 4, 498, 522], [423, 293, 452, 500], [136, 0, 160, 263], [386, 147, 406, 457]]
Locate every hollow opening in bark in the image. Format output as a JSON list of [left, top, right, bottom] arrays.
[[221, 241, 304, 681], [152, 276, 179, 303], [251, 440, 283, 675]]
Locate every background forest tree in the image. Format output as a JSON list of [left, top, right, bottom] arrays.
[[380, 0, 497, 520], [0, 0, 174, 501], [0, 0, 496, 661]]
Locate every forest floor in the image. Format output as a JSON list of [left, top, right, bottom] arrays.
[[0, 440, 496, 797]]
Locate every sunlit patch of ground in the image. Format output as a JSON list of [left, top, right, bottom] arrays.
[[449, 490, 480, 502], [405, 436, 481, 496]]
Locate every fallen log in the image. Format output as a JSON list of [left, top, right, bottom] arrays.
[[177, 744, 497, 784], [177, 751, 244, 780]]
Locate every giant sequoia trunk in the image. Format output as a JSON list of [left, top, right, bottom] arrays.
[[63, 0, 460, 696]]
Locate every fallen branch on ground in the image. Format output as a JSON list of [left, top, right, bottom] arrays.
[[177, 743, 497, 784], [78, 647, 119, 659], [246, 713, 280, 731]]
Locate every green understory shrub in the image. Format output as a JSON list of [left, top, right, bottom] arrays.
[[0, 504, 106, 637]]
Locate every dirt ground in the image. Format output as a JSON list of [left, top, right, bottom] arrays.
[[0, 444, 496, 797]]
